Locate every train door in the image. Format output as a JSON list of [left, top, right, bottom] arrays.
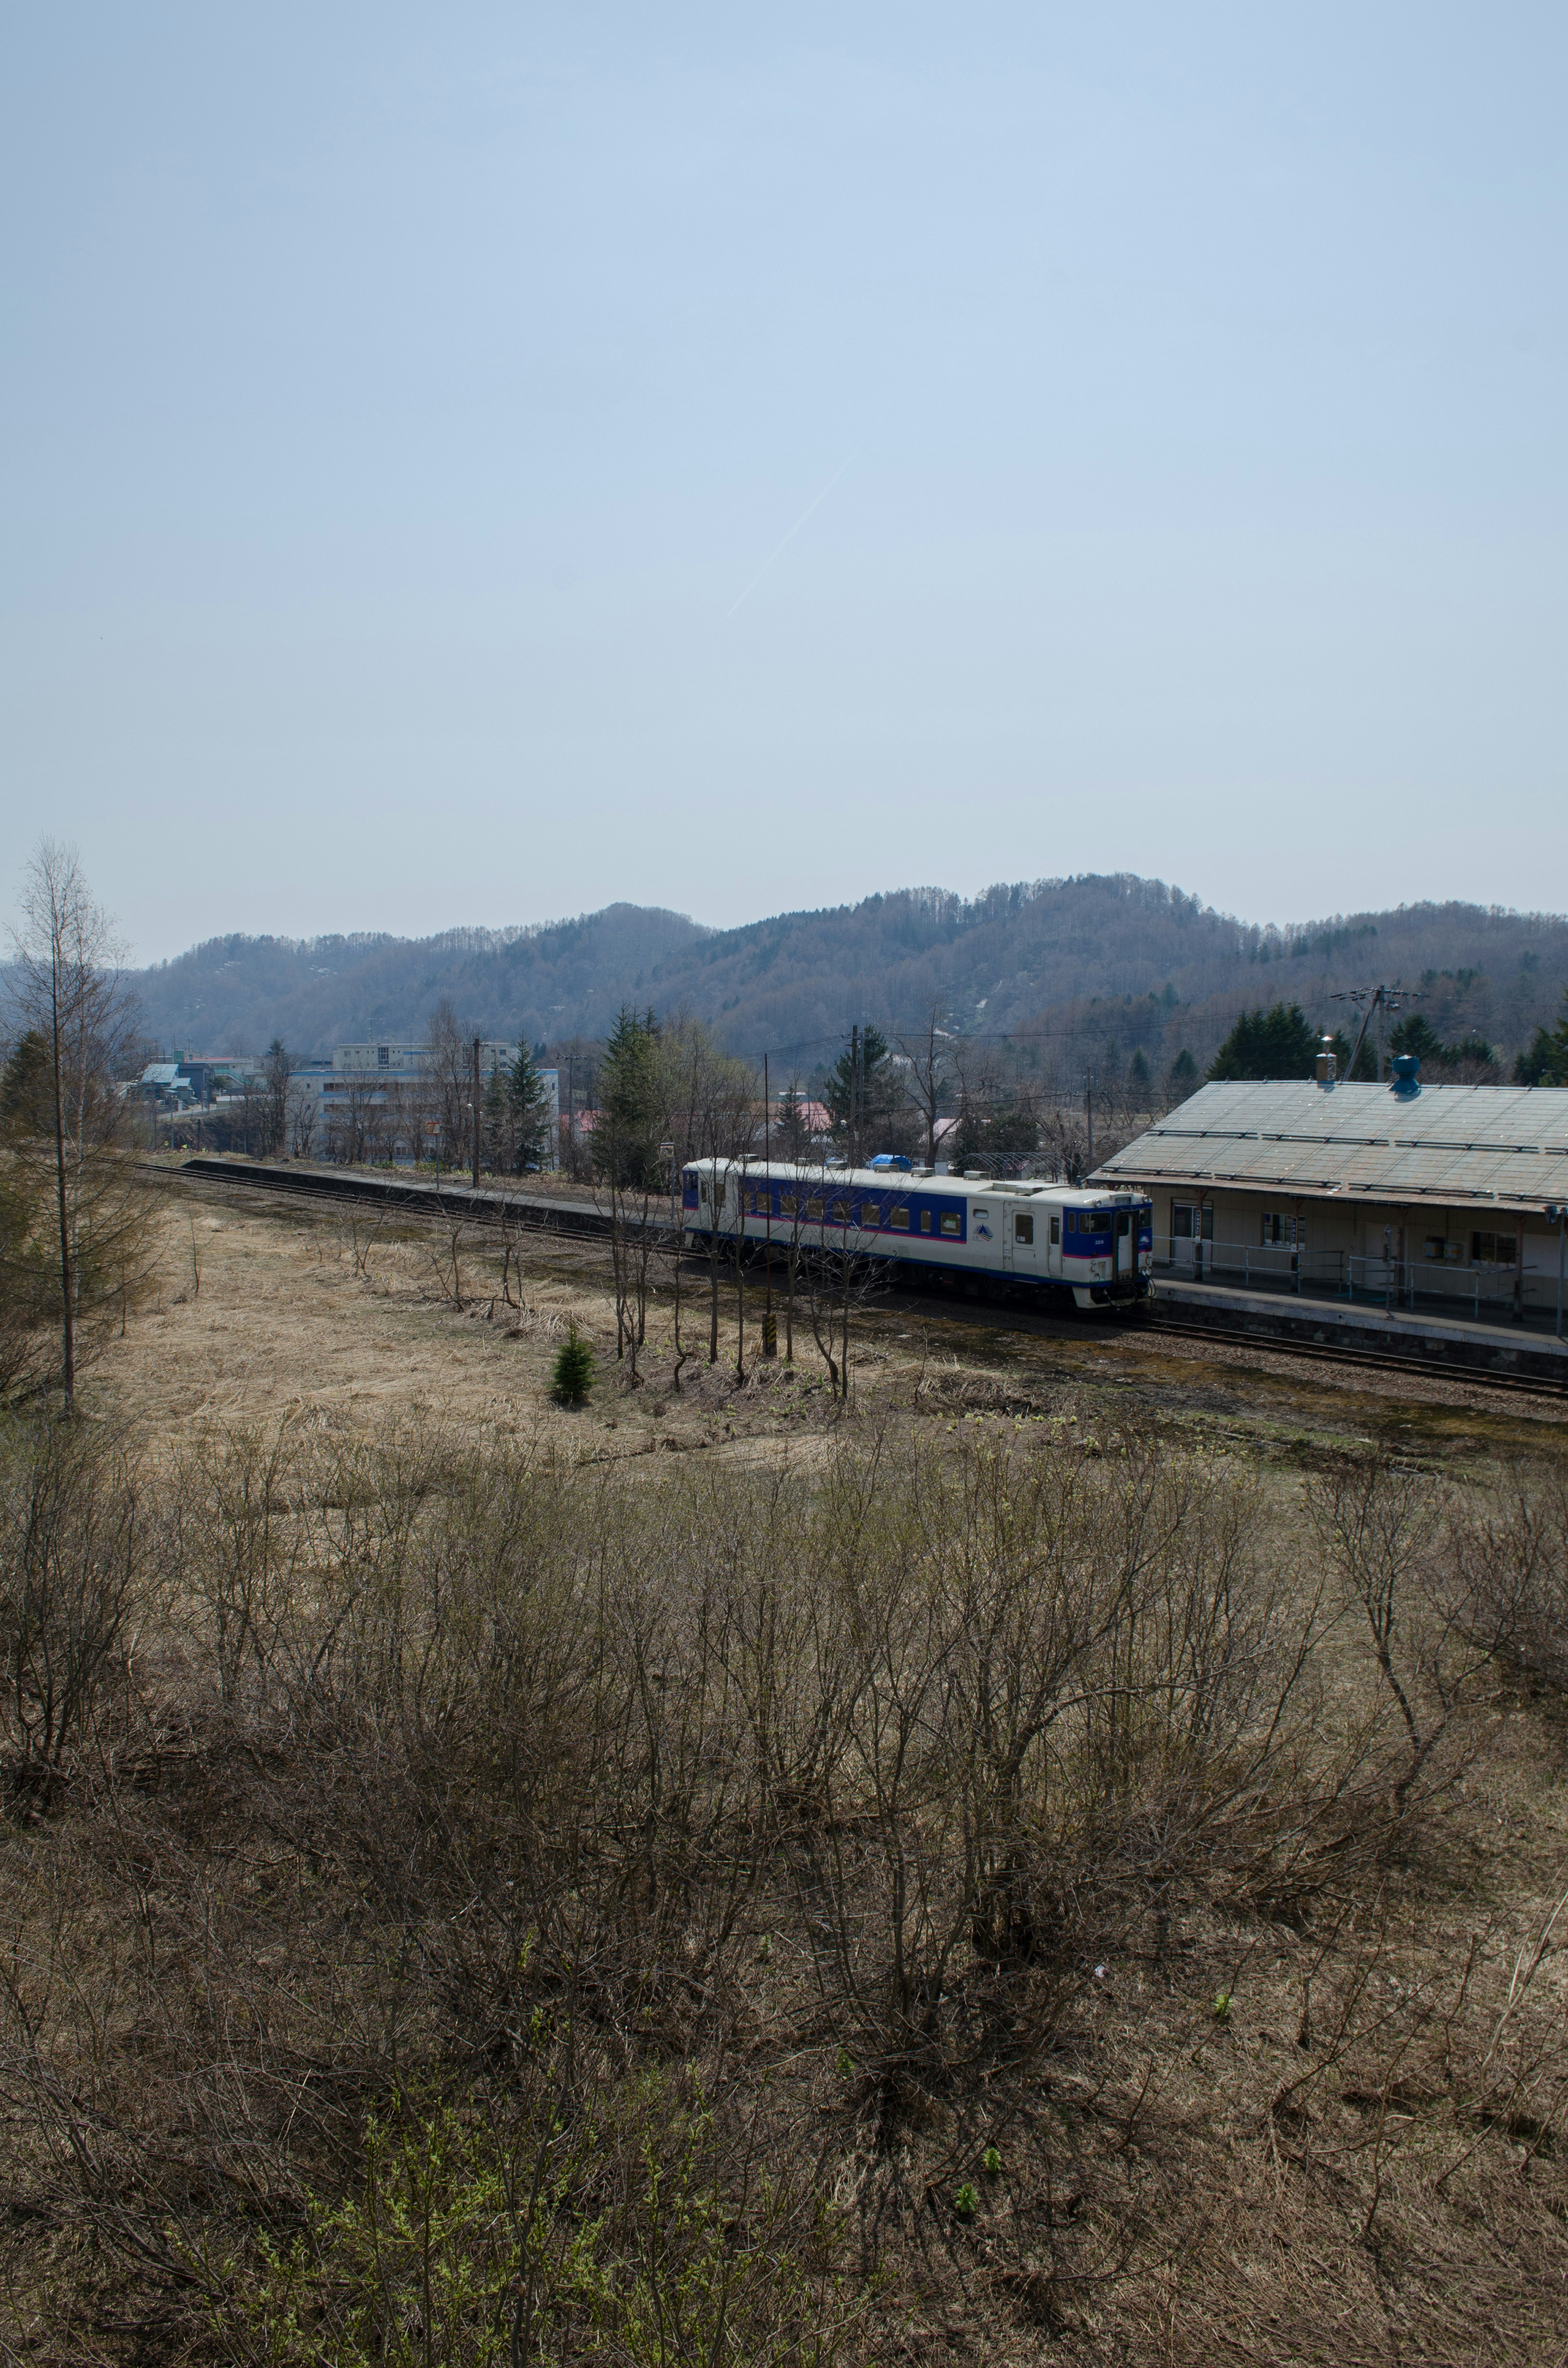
[[1008, 1205, 1039, 1280], [1114, 1207, 1136, 1283], [1046, 1207, 1062, 1278]]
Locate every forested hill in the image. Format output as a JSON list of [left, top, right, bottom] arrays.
[[131, 876, 1568, 1083]]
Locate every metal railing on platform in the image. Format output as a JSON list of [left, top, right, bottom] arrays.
[[1155, 1234, 1553, 1329]]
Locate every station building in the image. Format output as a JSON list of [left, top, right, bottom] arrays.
[[1092, 1068, 1568, 1330]]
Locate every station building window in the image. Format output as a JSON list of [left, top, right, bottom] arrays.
[[1471, 1230, 1517, 1267]]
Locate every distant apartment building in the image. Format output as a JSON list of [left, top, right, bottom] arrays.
[[288, 1040, 560, 1164]]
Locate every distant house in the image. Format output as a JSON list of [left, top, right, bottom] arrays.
[[139, 1063, 194, 1106]]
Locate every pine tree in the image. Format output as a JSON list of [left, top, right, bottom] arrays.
[[824, 1025, 911, 1159], [1514, 1017, 1568, 1085], [506, 1040, 553, 1173], [1207, 1003, 1321, 1082], [551, 1325, 595, 1404], [595, 1007, 662, 1186], [481, 1056, 509, 1174], [1388, 1014, 1445, 1066]]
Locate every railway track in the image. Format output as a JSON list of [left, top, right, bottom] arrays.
[[150, 1157, 1568, 1408], [1140, 1313, 1568, 1404]]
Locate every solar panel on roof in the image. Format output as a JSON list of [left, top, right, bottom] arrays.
[[1096, 1081, 1568, 1208]]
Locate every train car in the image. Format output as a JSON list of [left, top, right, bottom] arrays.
[[681, 1158, 1153, 1311]]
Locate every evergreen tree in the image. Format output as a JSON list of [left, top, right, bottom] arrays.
[[481, 1055, 509, 1173], [551, 1325, 595, 1404], [505, 1040, 552, 1171], [1207, 1003, 1321, 1082], [1514, 1016, 1568, 1085], [1389, 1014, 1444, 1065], [0, 1030, 52, 1133], [1167, 1048, 1198, 1096], [824, 1025, 910, 1159], [1345, 1030, 1378, 1081], [595, 1006, 663, 1186]]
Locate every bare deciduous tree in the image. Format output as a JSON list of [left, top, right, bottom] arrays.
[[7, 842, 151, 1413]]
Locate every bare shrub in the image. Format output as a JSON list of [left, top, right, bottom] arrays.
[[1450, 1453, 1568, 1692], [0, 1420, 147, 1781], [0, 1414, 1563, 2361]]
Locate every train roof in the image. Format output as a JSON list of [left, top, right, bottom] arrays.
[[687, 1157, 1148, 1201]]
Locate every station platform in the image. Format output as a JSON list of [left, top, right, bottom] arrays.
[[1152, 1271, 1568, 1381]]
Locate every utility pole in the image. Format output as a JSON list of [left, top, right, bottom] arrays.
[[763, 1050, 775, 1356], [1085, 1067, 1094, 1172], [565, 1055, 574, 1174], [1331, 984, 1419, 1083], [471, 1038, 481, 1189], [849, 1025, 860, 1169]]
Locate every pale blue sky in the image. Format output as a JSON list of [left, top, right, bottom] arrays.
[[4, 5, 1565, 960]]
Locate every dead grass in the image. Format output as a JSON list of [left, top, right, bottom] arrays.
[[4, 1177, 1566, 2364]]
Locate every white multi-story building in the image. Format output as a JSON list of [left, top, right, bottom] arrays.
[[287, 1041, 560, 1164]]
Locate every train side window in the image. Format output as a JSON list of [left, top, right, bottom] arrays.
[[780, 1194, 797, 1217], [890, 1208, 910, 1231], [860, 1201, 880, 1227], [1049, 1215, 1060, 1245], [920, 1209, 932, 1233], [699, 1179, 710, 1205], [940, 1211, 960, 1237], [1014, 1213, 1033, 1244], [806, 1197, 824, 1221], [831, 1198, 849, 1223]]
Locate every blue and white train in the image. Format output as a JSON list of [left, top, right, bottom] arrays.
[[682, 1159, 1154, 1311]]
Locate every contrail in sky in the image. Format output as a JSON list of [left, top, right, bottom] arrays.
[[726, 446, 861, 618]]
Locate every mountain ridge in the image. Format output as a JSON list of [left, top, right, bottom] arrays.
[[128, 875, 1568, 1084]]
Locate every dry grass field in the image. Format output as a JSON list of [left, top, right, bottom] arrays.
[[2, 1175, 1568, 2366]]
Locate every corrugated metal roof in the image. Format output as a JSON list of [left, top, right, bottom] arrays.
[[1094, 1081, 1568, 1210]]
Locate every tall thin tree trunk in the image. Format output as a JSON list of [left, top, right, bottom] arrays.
[[49, 947, 75, 1414]]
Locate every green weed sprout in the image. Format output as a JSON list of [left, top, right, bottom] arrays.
[[551, 1326, 595, 1405], [954, 2183, 978, 2219], [1212, 1990, 1232, 2023], [982, 2146, 1002, 2176]]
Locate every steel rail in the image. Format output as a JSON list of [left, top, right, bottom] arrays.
[[147, 1159, 1568, 1405]]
